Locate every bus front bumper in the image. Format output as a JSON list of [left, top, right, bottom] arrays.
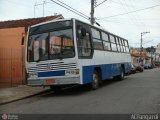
[[27, 76, 80, 86]]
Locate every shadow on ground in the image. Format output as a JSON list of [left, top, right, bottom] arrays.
[[39, 77, 130, 98]]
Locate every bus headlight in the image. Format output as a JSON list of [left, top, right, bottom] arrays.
[[65, 69, 80, 75], [28, 72, 38, 78]]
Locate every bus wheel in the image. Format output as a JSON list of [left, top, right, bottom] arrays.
[[119, 68, 124, 80], [91, 71, 99, 90]]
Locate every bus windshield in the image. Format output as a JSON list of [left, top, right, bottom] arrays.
[[27, 29, 74, 62]]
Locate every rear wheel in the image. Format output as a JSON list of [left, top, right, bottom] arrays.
[[118, 68, 124, 80]]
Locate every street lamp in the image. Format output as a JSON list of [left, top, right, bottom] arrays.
[[140, 31, 150, 66]]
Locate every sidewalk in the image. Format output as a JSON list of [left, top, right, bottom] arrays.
[[0, 85, 50, 105]]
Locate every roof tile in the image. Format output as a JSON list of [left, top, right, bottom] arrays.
[[0, 15, 63, 29]]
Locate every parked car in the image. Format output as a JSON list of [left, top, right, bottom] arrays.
[[129, 64, 136, 74], [144, 63, 153, 69], [134, 64, 143, 72], [155, 63, 160, 68]]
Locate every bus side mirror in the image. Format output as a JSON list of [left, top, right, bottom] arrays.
[[81, 28, 86, 37]]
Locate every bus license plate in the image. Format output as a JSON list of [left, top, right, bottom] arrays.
[[45, 79, 55, 84]]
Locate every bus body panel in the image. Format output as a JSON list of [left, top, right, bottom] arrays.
[[80, 50, 131, 84], [26, 58, 82, 86], [82, 62, 131, 84]]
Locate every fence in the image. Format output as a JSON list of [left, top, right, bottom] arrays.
[[0, 48, 26, 88]]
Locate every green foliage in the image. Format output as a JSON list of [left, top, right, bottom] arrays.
[[145, 46, 155, 53]]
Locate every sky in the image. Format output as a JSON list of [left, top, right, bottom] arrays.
[[0, 0, 160, 48]]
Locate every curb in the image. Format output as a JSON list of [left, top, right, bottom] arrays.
[[0, 89, 51, 106]]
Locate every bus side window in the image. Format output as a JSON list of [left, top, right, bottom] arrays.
[[77, 26, 92, 57], [91, 28, 103, 50], [109, 34, 117, 51], [102, 32, 111, 51]]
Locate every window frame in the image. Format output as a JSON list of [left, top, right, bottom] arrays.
[[76, 21, 93, 59], [101, 32, 111, 51], [91, 27, 103, 50], [109, 34, 117, 52]]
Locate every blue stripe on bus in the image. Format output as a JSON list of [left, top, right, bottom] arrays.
[[82, 62, 131, 84], [38, 70, 65, 77]]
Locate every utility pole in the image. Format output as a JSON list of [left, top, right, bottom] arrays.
[[43, 0, 46, 17], [140, 32, 143, 63], [140, 32, 150, 66], [90, 0, 95, 25]]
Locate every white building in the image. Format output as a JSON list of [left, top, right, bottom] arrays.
[[155, 43, 160, 62]]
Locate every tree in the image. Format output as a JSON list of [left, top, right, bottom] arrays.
[[145, 46, 155, 53]]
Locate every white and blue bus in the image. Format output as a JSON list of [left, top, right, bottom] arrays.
[[26, 18, 131, 90]]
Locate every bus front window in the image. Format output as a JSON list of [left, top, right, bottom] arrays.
[[49, 29, 74, 60], [28, 33, 48, 62], [27, 29, 74, 62]]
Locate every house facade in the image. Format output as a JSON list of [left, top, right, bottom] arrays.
[[130, 48, 149, 65], [0, 15, 64, 88], [155, 43, 160, 63]]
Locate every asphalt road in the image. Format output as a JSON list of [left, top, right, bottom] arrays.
[[0, 68, 160, 114]]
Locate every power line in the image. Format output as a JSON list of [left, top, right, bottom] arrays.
[[97, 4, 160, 19], [109, 0, 133, 7], [50, 0, 90, 20], [49, 0, 102, 27], [99, 19, 160, 27], [94, 0, 108, 8], [143, 40, 154, 45], [55, 0, 89, 19]]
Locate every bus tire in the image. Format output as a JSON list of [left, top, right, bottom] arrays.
[[91, 71, 99, 90], [118, 68, 124, 80]]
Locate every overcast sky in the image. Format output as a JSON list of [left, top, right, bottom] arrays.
[[0, 0, 160, 48]]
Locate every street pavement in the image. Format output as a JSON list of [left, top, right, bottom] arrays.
[[0, 68, 160, 114], [0, 85, 49, 105]]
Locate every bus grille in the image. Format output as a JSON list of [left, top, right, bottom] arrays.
[[28, 62, 77, 73]]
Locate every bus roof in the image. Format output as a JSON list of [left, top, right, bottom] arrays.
[[29, 18, 129, 41]]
